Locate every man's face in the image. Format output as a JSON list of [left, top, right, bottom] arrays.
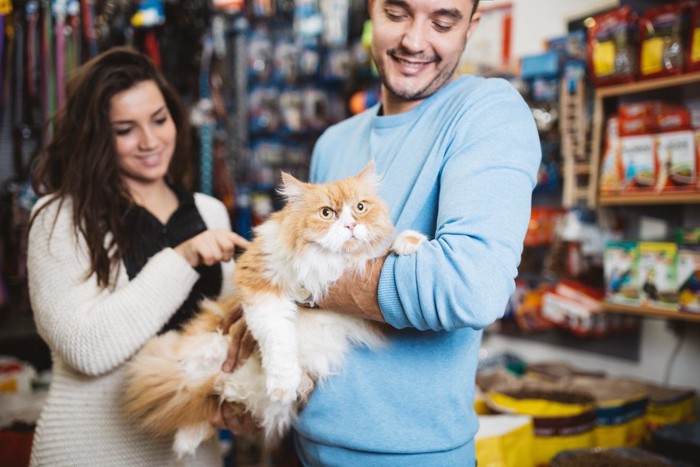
[[370, 0, 479, 107]]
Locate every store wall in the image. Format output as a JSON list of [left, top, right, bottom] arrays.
[[510, 0, 620, 58]]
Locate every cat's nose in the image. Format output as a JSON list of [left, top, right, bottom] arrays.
[[345, 222, 356, 232]]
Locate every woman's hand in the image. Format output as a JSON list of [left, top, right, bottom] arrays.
[[175, 228, 250, 267]]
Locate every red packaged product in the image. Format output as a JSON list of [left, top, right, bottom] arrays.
[[587, 6, 639, 87], [639, 3, 687, 79], [619, 116, 657, 136], [618, 101, 680, 120], [689, 2, 700, 72], [656, 109, 692, 133]]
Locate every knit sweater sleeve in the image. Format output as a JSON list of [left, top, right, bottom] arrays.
[[27, 197, 200, 376], [378, 79, 541, 331]]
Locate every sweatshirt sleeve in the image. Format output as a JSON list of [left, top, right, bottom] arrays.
[[27, 198, 200, 376], [378, 80, 541, 331]]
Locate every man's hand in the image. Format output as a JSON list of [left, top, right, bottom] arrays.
[[211, 402, 261, 437], [316, 256, 387, 322], [220, 305, 256, 372]]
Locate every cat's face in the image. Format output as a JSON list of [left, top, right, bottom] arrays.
[[280, 164, 394, 256]]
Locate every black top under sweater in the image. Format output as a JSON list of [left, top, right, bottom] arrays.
[[122, 186, 222, 333]]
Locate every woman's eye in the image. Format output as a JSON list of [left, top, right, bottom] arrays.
[[114, 127, 131, 136], [319, 207, 336, 219], [154, 116, 168, 125]]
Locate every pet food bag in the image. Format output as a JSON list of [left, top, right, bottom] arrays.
[[570, 376, 649, 448], [486, 378, 596, 466], [639, 4, 687, 79], [588, 6, 638, 86], [475, 415, 534, 467]]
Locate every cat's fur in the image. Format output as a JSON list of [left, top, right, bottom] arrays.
[[122, 163, 426, 458]]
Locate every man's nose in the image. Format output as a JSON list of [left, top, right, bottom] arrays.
[[400, 19, 428, 53]]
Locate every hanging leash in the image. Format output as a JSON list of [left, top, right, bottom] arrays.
[[52, 0, 68, 112]]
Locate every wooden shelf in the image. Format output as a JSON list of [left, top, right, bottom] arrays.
[[599, 192, 700, 206], [595, 71, 700, 98], [602, 301, 700, 323]]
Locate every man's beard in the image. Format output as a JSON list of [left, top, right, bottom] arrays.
[[376, 50, 460, 102]]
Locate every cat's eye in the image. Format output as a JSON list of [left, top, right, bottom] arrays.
[[355, 202, 366, 213], [319, 207, 336, 219]]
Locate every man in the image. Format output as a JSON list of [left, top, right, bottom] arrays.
[[291, 0, 541, 464]]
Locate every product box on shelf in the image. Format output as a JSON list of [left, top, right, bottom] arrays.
[[599, 118, 624, 193], [678, 245, 700, 313], [655, 130, 697, 192], [604, 242, 641, 305], [638, 242, 678, 309], [620, 134, 656, 191]]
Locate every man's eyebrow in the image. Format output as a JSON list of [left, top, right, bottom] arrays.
[[384, 0, 411, 9], [433, 8, 463, 21]]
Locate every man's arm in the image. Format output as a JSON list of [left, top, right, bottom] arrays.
[[317, 256, 387, 322]]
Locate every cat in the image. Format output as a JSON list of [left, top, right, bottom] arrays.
[[122, 162, 426, 458]]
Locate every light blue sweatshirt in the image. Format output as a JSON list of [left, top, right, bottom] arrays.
[[294, 75, 541, 466]]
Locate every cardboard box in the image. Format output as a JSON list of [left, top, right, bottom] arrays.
[[638, 242, 678, 309], [678, 246, 700, 313], [655, 130, 697, 192], [620, 135, 656, 191], [604, 242, 641, 305]]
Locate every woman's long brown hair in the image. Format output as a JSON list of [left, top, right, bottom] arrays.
[[29, 47, 193, 288]]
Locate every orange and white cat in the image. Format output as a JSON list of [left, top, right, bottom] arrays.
[[123, 163, 426, 458]]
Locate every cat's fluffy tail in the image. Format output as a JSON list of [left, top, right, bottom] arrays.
[[123, 300, 230, 438]]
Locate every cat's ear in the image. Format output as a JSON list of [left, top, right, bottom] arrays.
[[279, 172, 306, 203], [356, 161, 381, 189]]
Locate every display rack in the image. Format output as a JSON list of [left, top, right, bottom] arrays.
[[602, 301, 700, 324], [589, 71, 700, 323]]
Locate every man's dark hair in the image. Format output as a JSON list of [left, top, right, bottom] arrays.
[[472, 0, 480, 16]]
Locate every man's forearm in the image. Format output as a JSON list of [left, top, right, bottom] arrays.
[[318, 256, 388, 322]]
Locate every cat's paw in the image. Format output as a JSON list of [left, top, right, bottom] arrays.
[[390, 230, 427, 256], [173, 423, 212, 459], [267, 366, 302, 404]]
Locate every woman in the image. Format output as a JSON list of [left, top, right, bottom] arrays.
[[27, 47, 249, 466]]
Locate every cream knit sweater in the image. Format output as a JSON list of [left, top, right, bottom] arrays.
[[27, 193, 236, 466]]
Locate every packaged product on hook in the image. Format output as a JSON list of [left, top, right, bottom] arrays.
[[639, 3, 687, 80], [587, 6, 639, 87], [688, 3, 700, 72]]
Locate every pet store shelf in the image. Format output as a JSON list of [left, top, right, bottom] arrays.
[[589, 71, 700, 207], [598, 192, 700, 206], [602, 301, 700, 323], [595, 71, 700, 98]]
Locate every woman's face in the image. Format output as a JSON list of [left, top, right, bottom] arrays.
[[109, 80, 177, 191]]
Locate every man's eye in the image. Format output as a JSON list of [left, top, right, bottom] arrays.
[[434, 22, 452, 32], [385, 9, 407, 21]]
